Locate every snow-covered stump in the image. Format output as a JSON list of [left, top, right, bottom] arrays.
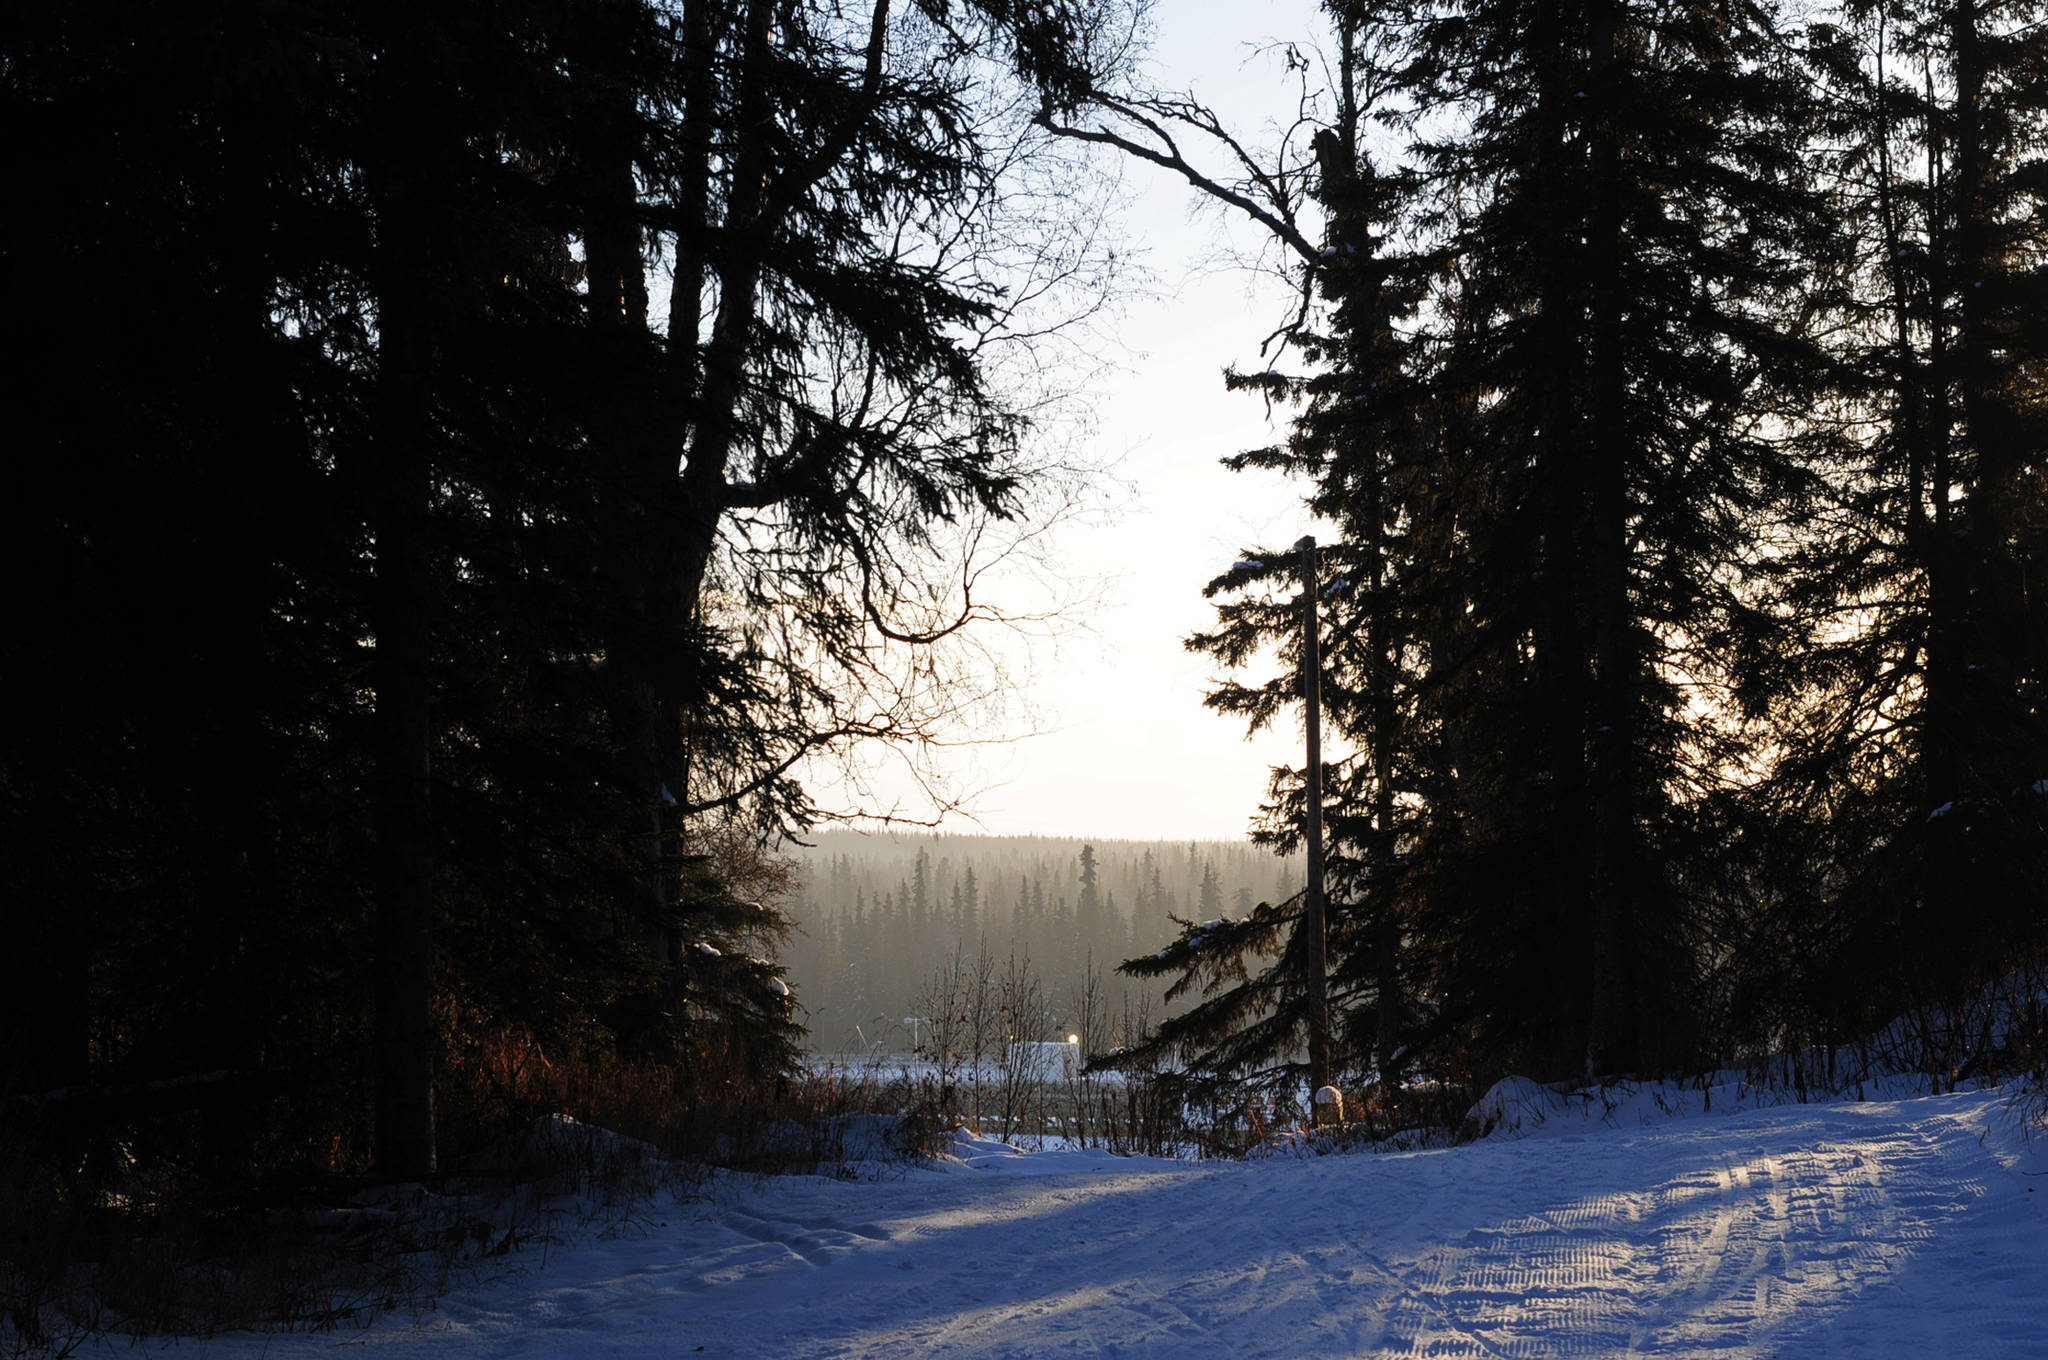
[[1313, 1085, 1345, 1127]]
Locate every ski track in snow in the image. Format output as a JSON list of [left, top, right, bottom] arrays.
[[94, 1090, 2048, 1360]]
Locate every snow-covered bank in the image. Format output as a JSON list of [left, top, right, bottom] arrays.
[[87, 1087, 2048, 1359]]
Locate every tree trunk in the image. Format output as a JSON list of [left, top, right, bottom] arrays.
[[575, 1, 678, 967], [1582, 0, 1636, 1080], [1529, 0, 1599, 1076], [369, 24, 439, 1181]]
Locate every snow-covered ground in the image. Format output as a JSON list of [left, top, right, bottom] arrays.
[[91, 1084, 2048, 1359]]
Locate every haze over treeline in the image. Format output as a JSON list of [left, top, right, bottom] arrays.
[[780, 834, 1303, 1052]]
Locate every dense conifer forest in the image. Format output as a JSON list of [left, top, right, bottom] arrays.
[[1042, 0, 2048, 1103], [2, 0, 1128, 1197]]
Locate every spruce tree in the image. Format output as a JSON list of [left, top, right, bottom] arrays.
[[1076, 0, 1831, 1092], [1749, 0, 2048, 1045], [1102, 6, 1438, 1097]]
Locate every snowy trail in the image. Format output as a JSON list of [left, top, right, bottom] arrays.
[[101, 1089, 2048, 1359]]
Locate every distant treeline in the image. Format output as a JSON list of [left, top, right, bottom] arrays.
[[780, 834, 1302, 1052]]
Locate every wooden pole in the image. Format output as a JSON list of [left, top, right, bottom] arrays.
[[1298, 536, 1331, 1096]]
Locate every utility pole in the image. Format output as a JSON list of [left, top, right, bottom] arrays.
[[1298, 536, 1331, 1095]]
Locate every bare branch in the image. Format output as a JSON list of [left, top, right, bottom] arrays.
[[1035, 98, 1323, 264]]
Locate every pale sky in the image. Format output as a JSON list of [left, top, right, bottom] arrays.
[[829, 1, 1334, 842]]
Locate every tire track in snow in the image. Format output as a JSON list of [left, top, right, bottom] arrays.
[[717, 1209, 889, 1268], [888, 1180, 1245, 1360], [1352, 1107, 1998, 1359]]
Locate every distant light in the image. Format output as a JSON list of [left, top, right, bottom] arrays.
[[1067, 1034, 1080, 1045]]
